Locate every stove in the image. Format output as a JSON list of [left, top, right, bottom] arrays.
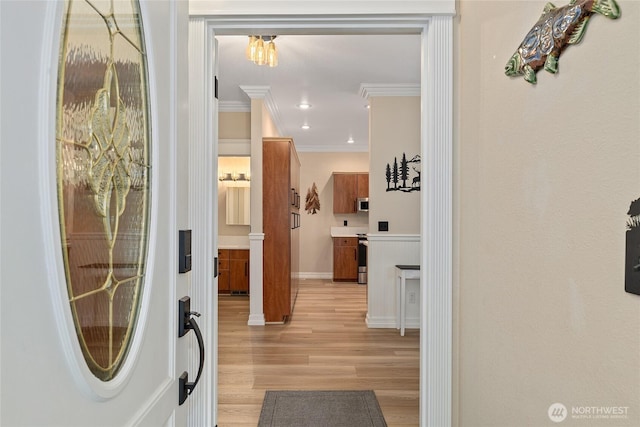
[[357, 234, 367, 284]]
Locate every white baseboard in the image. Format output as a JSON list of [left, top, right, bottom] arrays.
[[365, 315, 397, 329], [247, 314, 265, 326], [365, 314, 420, 330], [298, 272, 333, 280]]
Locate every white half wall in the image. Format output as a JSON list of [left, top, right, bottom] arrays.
[[366, 234, 420, 329]]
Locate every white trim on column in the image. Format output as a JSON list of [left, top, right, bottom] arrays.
[[239, 85, 284, 136], [421, 16, 453, 427], [248, 233, 266, 326], [188, 17, 216, 427]]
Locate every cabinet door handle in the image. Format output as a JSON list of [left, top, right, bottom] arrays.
[[355, 247, 357, 260], [245, 261, 248, 277]]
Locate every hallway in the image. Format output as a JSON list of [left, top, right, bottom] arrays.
[[217, 280, 420, 426]]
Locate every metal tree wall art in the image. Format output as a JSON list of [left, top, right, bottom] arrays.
[[505, 0, 620, 84], [305, 182, 320, 214], [385, 153, 421, 192]]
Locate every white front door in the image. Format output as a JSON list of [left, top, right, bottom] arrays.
[[0, 1, 195, 426]]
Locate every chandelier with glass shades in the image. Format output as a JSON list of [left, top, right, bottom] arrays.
[[246, 36, 278, 67]]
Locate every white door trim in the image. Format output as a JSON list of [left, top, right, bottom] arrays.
[[187, 17, 217, 427], [188, 13, 453, 427]]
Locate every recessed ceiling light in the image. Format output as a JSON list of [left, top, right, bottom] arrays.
[[301, 124, 310, 130], [297, 103, 311, 109], [347, 137, 355, 144]]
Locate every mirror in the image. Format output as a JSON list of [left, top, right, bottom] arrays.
[[219, 156, 251, 226], [226, 183, 250, 225]]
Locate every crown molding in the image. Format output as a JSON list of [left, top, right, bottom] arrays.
[[239, 85, 284, 136], [239, 85, 270, 99], [359, 83, 421, 98], [295, 144, 369, 153], [219, 100, 250, 112]]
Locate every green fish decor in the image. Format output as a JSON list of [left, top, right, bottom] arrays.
[[505, 0, 620, 84]]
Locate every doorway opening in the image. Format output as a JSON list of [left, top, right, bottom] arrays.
[[188, 14, 454, 427]]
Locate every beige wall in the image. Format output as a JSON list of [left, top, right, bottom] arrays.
[[456, 1, 640, 425], [219, 112, 250, 139], [298, 152, 369, 275], [370, 96, 421, 234]]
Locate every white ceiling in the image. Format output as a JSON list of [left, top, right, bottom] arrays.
[[216, 34, 421, 152]]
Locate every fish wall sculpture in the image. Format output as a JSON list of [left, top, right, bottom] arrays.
[[505, 0, 620, 84]]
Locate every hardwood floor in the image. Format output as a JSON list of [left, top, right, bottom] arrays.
[[217, 279, 420, 426]]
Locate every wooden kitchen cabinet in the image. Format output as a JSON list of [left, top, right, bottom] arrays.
[[357, 173, 369, 198], [218, 249, 249, 294], [263, 137, 300, 322], [333, 237, 358, 282], [333, 172, 369, 214], [217, 249, 230, 294], [230, 250, 249, 294]]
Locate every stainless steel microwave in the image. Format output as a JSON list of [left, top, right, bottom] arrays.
[[357, 198, 369, 212]]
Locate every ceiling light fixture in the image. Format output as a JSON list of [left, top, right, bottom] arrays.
[[301, 124, 310, 130], [347, 137, 355, 144], [246, 35, 278, 67], [297, 103, 311, 109]]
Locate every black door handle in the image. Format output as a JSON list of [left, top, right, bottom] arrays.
[[178, 297, 205, 405]]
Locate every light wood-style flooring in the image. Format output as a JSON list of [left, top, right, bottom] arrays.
[[217, 279, 420, 426]]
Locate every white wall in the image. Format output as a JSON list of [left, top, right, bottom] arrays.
[[455, 1, 640, 425]]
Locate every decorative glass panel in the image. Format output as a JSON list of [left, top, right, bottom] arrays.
[[56, 0, 150, 381]]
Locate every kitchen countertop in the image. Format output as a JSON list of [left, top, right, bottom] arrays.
[[218, 245, 250, 250], [330, 226, 368, 238]]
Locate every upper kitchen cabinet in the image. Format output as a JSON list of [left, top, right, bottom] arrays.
[[357, 173, 369, 199], [333, 172, 369, 214]]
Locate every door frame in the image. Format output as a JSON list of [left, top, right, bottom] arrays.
[[188, 13, 453, 427]]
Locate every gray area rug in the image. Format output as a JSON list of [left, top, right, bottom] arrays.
[[258, 390, 387, 427]]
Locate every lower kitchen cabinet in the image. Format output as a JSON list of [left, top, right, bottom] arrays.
[[218, 249, 230, 294], [333, 237, 358, 282], [229, 250, 249, 294], [218, 249, 249, 294]]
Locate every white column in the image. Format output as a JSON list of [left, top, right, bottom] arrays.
[[421, 15, 453, 427], [248, 233, 266, 325]]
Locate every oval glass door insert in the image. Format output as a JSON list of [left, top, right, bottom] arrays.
[[56, 0, 151, 381]]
